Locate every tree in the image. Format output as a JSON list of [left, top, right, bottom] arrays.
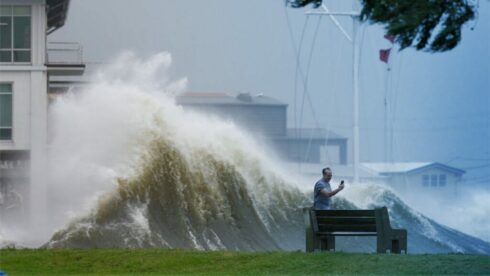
[[286, 0, 477, 52]]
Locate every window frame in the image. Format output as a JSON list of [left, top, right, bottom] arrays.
[[439, 174, 447, 187], [0, 82, 13, 141], [430, 174, 438, 187], [422, 175, 429, 187], [0, 5, 31, 64]]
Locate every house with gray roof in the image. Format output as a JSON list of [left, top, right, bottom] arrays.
[[176, 92, 348, 164], [361, 162, 466, 199]]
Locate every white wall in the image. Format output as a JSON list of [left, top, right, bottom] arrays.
[[389, 168, 461, 201], [0, 72, 31, 150], [0, 0, 48, 225], [0, 1, 47, 151]]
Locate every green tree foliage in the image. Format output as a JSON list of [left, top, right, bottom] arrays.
[[286, 0, 477, 52]]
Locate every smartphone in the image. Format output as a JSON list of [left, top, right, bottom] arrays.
[[340, 180, 344, 185]]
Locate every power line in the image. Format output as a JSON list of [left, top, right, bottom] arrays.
[[284, 7, 326, 168], [300, 16, 323, 164], [284, 8, 310, 133]]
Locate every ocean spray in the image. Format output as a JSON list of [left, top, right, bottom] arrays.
[[1, 52, 487, 253]]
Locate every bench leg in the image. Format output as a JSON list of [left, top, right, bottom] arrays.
[[391, 239, 401, 254], [319, 236, 335, 251], [377, 238, 402, 254], [400, 235, 407, 254], [391, 230, 407, 254], [304, 208, 315, 252], [377, 236, 387, 253]]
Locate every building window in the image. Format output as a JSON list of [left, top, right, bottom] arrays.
[[439, 174, 447, 187], [0, 5, 31, 63], [0, 83, 13, 140], [422, 175, 429, 187], [430, 175, 438, 187]]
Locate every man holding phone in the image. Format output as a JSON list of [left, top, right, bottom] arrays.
[[313, 167, 345, 210]]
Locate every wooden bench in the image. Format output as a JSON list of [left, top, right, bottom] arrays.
[[304, 207, 407, 253]]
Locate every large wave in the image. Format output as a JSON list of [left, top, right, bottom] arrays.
[[46, 136, 308, 250], [7, 52, 486, 254], [43, 52, 308, 250]]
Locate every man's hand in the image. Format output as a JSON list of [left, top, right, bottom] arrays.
[[338, 180, 345, 191], [320, 181, 345, 198]]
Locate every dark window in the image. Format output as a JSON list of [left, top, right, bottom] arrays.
[[431, 175, 438, 187], [0, 50, 11, 62], [0, 17, 12, 49], [13, 16, 30, 49], [13, 50, 29, 62], [439, 174, 447, 186], [0, 5, 31, 63], [0, 129, 12, 140], [0, 83, 12, 140], [422, 175, 429, 187]]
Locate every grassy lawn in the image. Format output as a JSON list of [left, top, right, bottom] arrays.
[[0, 249, 489, 275]]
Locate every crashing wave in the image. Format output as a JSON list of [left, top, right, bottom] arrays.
[[42, 52, 489, 254]]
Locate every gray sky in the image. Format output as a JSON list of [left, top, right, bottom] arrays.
[[50, 0, 490, 185]]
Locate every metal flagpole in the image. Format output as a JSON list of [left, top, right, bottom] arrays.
[[305, 3, 361, 183]]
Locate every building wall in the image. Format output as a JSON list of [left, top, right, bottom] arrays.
[[0, 72, 31, 149], [0, 1, 48, 223], [0, 1, 47, 151], [187, 104, 287, 136], [274, 139, 323, 163], [387, 167, 461, 200]]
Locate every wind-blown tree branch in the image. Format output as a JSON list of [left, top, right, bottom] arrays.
[[286, 0, 477, 52]]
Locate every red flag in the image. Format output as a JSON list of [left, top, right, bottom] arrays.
[[379, 48, 391, 63], [384, 34, 395, 43]]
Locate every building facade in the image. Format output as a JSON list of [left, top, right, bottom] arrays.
[[0, 0, 82, 224], [176, 92, 347, 164], [362, 162, 465, 199]]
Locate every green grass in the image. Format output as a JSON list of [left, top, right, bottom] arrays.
[[0, 249, 489, 275]]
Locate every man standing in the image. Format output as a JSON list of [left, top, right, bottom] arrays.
[[314, 167, 345, 210]]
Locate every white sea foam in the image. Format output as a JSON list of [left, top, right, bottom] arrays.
[[43, 51, 298, 249], [1, 51, 486, 253]]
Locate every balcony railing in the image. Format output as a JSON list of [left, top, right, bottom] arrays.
[[46, 42, 83, 65]]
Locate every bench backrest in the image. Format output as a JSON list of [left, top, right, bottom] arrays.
[[311, 209, 377, 233]]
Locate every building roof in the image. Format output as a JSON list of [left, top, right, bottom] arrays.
[[284, 163, 378, 179], [176, 92, 287, 107], [361, 162, 466, 176], [47, 0, 70, 34], [271, 128, 345, 141], [287, 128, 345, 140]]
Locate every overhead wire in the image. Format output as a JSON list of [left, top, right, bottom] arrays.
[[298, 7, 358, 167], [284, 7, 309, 168], [321, 16, 346, 166], [284, 6, 325, 168], [300, 16, 323, 164], [284, 3, 371, 169], [283, 7, 310, 135]]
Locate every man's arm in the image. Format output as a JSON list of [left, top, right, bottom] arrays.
[[320, 183, 344, 197]]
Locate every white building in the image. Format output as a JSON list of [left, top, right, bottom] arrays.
[[0, 0, 83, 225], [291, 162, 465, 202], [361, 162, 465, 199]]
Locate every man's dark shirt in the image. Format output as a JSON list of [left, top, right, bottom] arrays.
[[314, 178, 332, 210]]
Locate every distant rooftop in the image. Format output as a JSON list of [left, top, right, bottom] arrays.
[[362, 162, 466, 176], [285, 163, 377, 179], [272, 128, 345, 140], [176, 92, 287, 106]]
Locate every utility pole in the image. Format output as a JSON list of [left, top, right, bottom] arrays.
[[306, 2, 361, 183]]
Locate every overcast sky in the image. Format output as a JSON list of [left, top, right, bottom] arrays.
[[49, 0, 490, 185]]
